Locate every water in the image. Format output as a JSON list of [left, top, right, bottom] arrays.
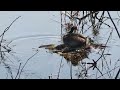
[[0, 11, 120, 79]]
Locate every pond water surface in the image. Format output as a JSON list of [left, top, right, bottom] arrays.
[[0, 11, 120, 79]]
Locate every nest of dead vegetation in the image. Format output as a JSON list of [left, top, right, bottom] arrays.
[[39, 43, 91, 66]]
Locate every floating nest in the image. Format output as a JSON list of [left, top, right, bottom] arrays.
[[39, 41, 107, 66], [39, 43, 91, 66]]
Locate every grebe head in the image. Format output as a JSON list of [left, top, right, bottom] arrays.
[[68, 26, 77, 34]]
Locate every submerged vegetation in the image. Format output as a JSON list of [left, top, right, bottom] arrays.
[[1, 11, 120, 79]]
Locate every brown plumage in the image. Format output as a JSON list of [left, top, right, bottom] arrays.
[[63, 33, 87, 48]]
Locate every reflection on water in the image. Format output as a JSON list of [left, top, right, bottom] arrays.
[[60, 50, 89, 66]]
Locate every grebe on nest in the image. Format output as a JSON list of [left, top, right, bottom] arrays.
[[63, 26, 90, 48]]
